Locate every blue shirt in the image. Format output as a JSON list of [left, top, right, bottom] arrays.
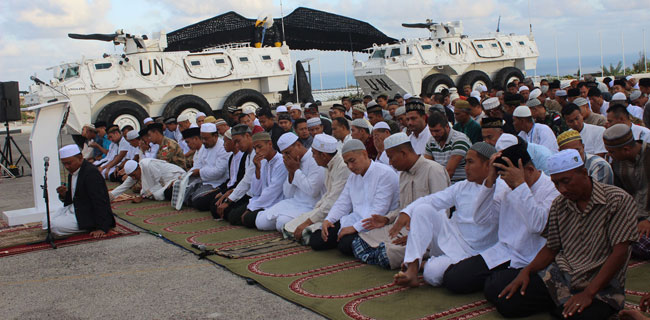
[[527, 142, 552, 175]]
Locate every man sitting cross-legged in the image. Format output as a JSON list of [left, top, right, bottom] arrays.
[[45, 145, 115, 238], [110, 159, 185, 203], [394, 142, 499, 287], [208, 129, 249, 220], [442, 142, 559, 294], [352, 132, 450, 269], [487, 149, 638, 320], [255, 132, 326, 232], [310, 139, 399, 256], [283, 134, 350, 245]]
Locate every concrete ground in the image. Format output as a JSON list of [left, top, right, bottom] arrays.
[[0, 132, 323, 320]]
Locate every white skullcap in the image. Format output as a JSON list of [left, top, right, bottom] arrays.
[[395, 106, 406, 116], [195, 112, 206, 119], [373, 121, 390, 131], [351, 118, 372, 130], [479, 85, 488, 92], [573, 97, 588, 106], [126, 130, 140, 141], [518, 86, 530, 93], [276, 105, 288, 113], [546, 149, 584, 175], [597, 82, 608, 93], [529, 88, 542, 100], [626, 75, 633, 81], [450, 92, 460, 101], [312, 134, 338, 153], [609, 80, 615, 87], [277, 132, 299, 151], [177, 114, 191, 122], [290, 104, 302, 111], [304, 102, 312, 109], [200, 123, 217, 133], [306, 117, 322, 128], [341, 139, 366, 154], [190, 124, 199, 128], [214, 119, 227, 126], [495, 133, 518, 151], [367, 101, 378, 108], [384, 132, 410, 150], [403, 93, 413, 100], [611, 92, 627, 101], [143, 117, 154, 124], [482, 97, 500, 110], [630, 90, 642, 101], [555, 90, 567, 97], [449, 87, 458, 94], [285, 102, 293, 107], [224, 128, 232, 140], [59, 144, 81, 159], [124, 160, 138, 175], [513, 106, 532, 118], [470, 90, 480, 98], [241, 106, 256, 115], [560, 82, 571, 89]]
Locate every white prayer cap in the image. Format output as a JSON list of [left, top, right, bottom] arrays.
[[526, 98, 542, 108], [495, 133, 518, 151], [513, 106, 532, 118], [126, 130, 140, 141], [306, 117, 322, 128], [373, 121, 390, 131], [214, 119, 227, 126], [611, 92, 627, 101], [351, 118, 372, 130], [626, 75, 633, 81], [630, 90, 642, 101], [312, 134, 338, 153], [479, 85, 488, 92], [276, 105, 288, 113], [177, 114, 191, 122], [470, 90, 480, 98], [143, 117, 154, 124], [482, 97, 500, 110], [597, 82, 608, 93], [59, 144, 81, 159], [200, 123, 217, 133], [555, 90, 567, 97], [285, 102, 294, 107], [573, 97, 588, 107], [304, 102, 312, 109], [241, 106, 256, 115], [449, 87, 458, 94], [224, 128, 232, 140], [403, 93, 413, 100], [277, 132, 299, 151], [609, 80, 615, 87], [290, 104, 302, 111], [450, 92, 460, 101], [546, 149, 584, 175], [560, 82, 571, 89], [189, 124, 199, 128], [341, 139, 366, 154], [195, 112, 206, 119], [518, 85, 530, 93], [124, 160, 138, 175], [384, 132, 410, 150], [367, 100, 378, 108], [529, 88, 542, 100], [395, 106, 406, 117]]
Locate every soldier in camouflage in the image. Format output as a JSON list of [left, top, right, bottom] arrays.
[[528, 98, 569, 136], [146, 123, 187, 170]]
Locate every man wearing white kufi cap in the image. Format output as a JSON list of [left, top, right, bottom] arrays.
[[283, 134, 351, 245], [195, 112, 207, 126], [110, 159, 185, 203], [513, 106, 559, 152], [352, 133, 450, 269], [306, 117, 323, 137], [44, 145, 115, 238], [488, 149, 638, 320], [371, 121, 392, 166], [254, 132, 326, 232], [208, 128, 249, 219]]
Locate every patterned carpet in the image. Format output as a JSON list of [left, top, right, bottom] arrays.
[[111, 198, 650, 320]]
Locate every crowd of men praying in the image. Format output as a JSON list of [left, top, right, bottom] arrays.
[[51, 74, 650, 320]]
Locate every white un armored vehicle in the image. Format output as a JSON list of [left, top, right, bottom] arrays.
[[353, 20, 539, 96]]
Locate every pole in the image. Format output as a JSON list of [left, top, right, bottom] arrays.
[[622, 31, 626, 76], [343, 54, 349, 89], [644, 29, 647, 73], [577, 34, 582, 78], [600, 31, 604, 77], [555, 34, 560, 79], [279, 0, 286, 44], [318, 53, 323, 91]]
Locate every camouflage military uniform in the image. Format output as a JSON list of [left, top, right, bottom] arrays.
[[156, 137, 186, 170], [544, 99, 563, 113], [537, 110, 569, 136]]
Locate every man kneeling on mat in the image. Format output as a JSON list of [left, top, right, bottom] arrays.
[[110, 159, 185, 203]]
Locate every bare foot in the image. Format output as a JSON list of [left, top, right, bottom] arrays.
[[394, 263, 420, 288], [131, 196, 143, 203], [619, 309, 650, 320]]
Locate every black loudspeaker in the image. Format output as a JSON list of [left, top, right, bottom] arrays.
[[0, 81, 21, 122]]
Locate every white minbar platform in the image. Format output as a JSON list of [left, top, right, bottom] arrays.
[[3, 100, 69, 226]]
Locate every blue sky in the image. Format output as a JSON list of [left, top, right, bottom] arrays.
[[1, 0, 649, 90]]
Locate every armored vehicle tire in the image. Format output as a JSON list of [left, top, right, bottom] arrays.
[[493, 67, 524, 90], [96, 100, 148, 131], [421, 74, 455, 95], [163, 95, 213, 121], [456, 70, 492, 92], [223, 89, 270, 111]]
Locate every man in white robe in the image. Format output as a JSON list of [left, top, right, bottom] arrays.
[[255, 132, 325, 232], [110, 159, 186, 202], [513, 106, 559, 152]]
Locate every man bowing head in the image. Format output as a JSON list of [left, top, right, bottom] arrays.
[[47, 145, 115, 238]]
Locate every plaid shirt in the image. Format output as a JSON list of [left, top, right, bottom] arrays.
[[424, 129, 471, 182]]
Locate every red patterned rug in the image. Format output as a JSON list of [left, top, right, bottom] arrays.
[[0, 221, 138, 257]]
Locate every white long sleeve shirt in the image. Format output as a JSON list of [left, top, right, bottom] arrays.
[[580, 123, 607, 155], [325, 161, 399, 232], [191, 139, 231, 188], [247, 152, 288, 211], [111, 158, 186, 200], [518, 123, 559, 153], [402, 180, 498, 257], [409, 125, 431, 155], [474, 174, 559, 269], [227, 151, 244, 189], [228, 150, 256, 202], [282, 149, 326, 207]]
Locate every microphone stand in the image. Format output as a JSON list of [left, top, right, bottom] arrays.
[[41, 158, 56, 249]]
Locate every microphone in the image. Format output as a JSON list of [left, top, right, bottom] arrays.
[[30, 76, 46, 85], [191, 243, 207, 251], [44, 156, 50, 168]]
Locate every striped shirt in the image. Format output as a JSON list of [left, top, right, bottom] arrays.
[[424, 129, 471, 182], [585, 153, 614, 185], [542, 181, 639, 310], [611, 142, 649, 220]]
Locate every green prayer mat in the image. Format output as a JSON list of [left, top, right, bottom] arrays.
[[110, 199, 650, 320]]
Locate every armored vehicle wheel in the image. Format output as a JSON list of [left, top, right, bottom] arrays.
[[456, 70, 492, 92], [163, 95, 213, 121], [421, 74, 455, 96], [96, 100, 149, 131], [222, 89, 270, 111], [493, 67, 524, 90]]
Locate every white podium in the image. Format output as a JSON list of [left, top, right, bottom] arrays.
[[3, 100, 70, 226]]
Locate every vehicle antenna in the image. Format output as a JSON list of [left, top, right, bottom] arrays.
[[496, 15, 501, 33], [280, 0, 286, 44], [528, 0, 532, 35]]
